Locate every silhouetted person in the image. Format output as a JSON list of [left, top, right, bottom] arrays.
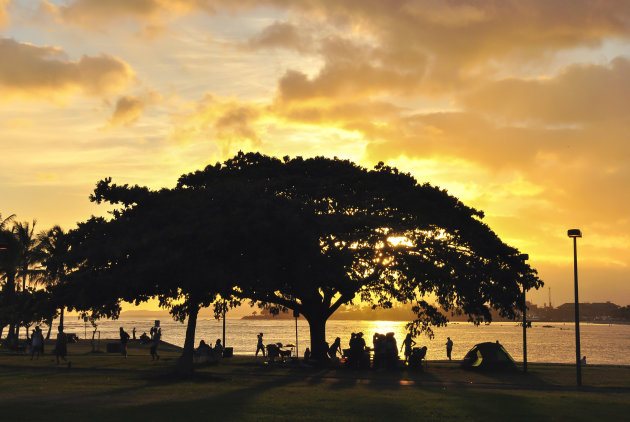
[[256, 332, 265, 356], [401, 333, 416, 363], [55, 325, 70, 368], [31, 326, 44, 360], [304, 347, 311, 362], [328, 337, 342, 359], [140, 332, 150, 344], [150, 327, 161, 360], [581, 356, 587, 365], [446, 337, 453, 361], [385, 332, 398, 369], [214, 339, 223, 355], [132, 327, 136, 340], [409, 346, 427, 369], [119, 327, 130, 358], [372, 332, 386, 369], [197, 340, 210, 352], [357, 332, 366, 351]]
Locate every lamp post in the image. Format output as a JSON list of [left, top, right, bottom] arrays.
[[222, 301, 226, 350], [568, 229, 582, 387], [520, 253, 529, 373], [293, 310, 300, 359]]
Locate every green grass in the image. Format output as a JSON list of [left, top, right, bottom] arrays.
[[0, 340, 628, 421]]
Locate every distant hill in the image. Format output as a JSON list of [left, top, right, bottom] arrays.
[[241, 305, 416, 321]]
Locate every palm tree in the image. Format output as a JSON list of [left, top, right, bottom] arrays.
[[0, 213, 15, 231], [36, 226, 69, 337], [13, 220, 41, 292], [11, 220, 42, 340]]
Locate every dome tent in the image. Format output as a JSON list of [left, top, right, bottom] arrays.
[[461, 342, 517, 371]]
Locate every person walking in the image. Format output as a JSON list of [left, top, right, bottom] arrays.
[[256, 332, 265, 356], [119, 327, 130, 358], [446, 337, 453, 361], [55, 326, 71, 368], [401, 333, 416, 363]]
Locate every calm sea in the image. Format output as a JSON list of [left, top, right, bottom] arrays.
[[54, 316, 630, 366]]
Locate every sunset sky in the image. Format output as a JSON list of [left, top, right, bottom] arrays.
[[1, 1, 629, 308]]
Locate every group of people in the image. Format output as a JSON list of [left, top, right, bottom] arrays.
[[194, 338, 224, 363], [253, 330, 459, 368], [119, 325, 161, 360], [25, 325, 70, 368]]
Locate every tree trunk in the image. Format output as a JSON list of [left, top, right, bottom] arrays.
[[176, 304, 199, 377], [59, 308, 65, 331], [6, 324, 16, 348], [46, 318, 52, 340], [306, 313, 329, 361]]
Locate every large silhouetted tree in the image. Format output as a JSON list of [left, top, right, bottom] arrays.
[[179, 153, 542, 359], [62, 152, 541, 366]]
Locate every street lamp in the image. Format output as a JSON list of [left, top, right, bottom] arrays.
[[567, 229, 582, 387], [520, 253, 529, 373], [293, 310, 300, 359]]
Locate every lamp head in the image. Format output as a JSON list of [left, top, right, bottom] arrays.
[[567, 229, 582, 238]]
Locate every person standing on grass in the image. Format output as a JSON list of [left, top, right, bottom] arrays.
[[446, 337, 453, 361], [55, 326, 71, 368], [401, 333, 416, 363], [30, 326, 44, 360], [119, 327, 130, 358], [150, 327, 161, 360], [256, 332, 265, 356]]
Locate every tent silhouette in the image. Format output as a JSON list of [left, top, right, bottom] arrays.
[[461, 342, 517, 371]]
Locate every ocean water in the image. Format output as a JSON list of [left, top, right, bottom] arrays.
[[56, 317, 630, 365]]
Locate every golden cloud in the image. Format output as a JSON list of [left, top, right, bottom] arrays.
[[245, 21, 313, 53], [170, 94, 262, 155], [109, 91, 161, 126], [0, 38, 134, 99], [461, 57, 630, 123]]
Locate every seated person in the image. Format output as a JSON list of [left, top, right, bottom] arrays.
[[197, 340, 211, 353], [214, 339, 224, 354], [140, 332, 150, 344]]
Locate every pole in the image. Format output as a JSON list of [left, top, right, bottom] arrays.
[[523, 287, 527, 373], [293, 310, 300, 359], [573, 237, 582, 387], [222, 305, 226, 348], [295, 315, 299, 358]]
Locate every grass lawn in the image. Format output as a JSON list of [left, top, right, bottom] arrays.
[[0, 340, 628, 421]]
